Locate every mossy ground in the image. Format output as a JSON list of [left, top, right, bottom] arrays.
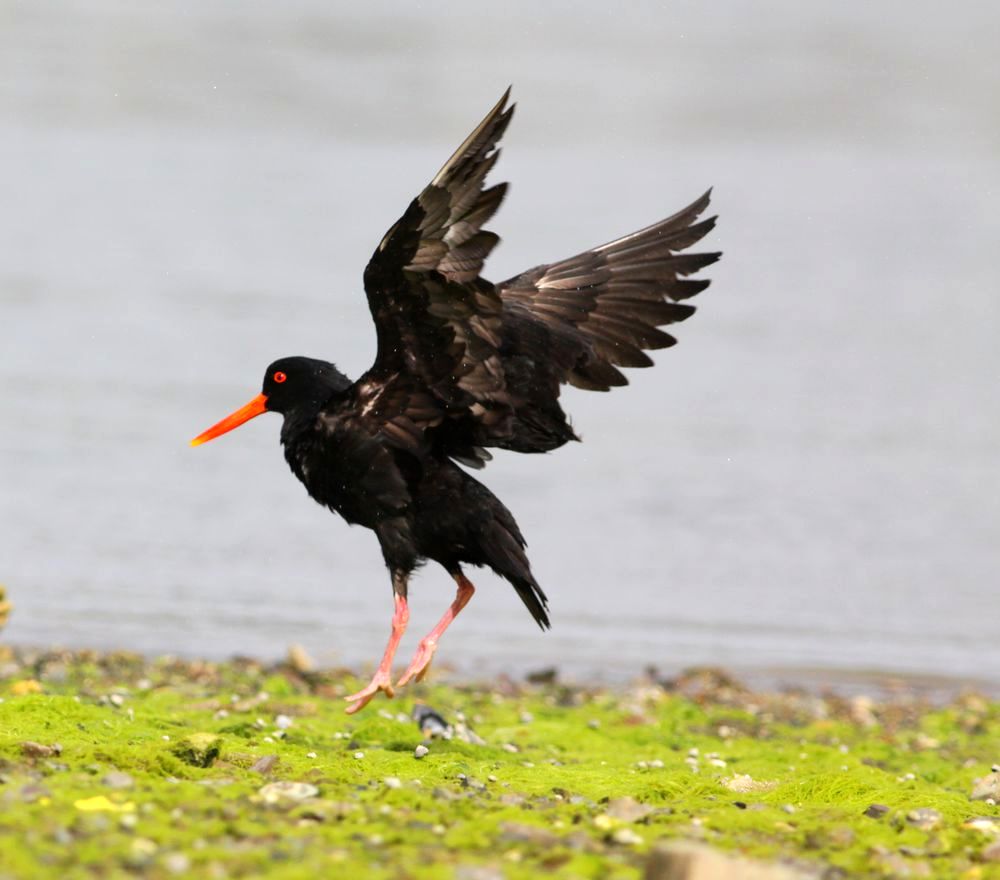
[[0, 648, 997, 879]]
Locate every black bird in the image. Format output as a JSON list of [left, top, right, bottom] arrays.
[[192, 90, 720, 713]]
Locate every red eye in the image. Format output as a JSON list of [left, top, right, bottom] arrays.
[[273, 371, 287, 384]]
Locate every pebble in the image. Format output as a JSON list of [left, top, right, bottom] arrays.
[[971, 771, 1000, 802], [906, 808, 942, 831], [864, 803, 890, 819], [611, 828, 643, 846], [353, 751, 364, 760], [722, 774, 777, 793], [21, 741, 61, 759], [412, 705, 452, 739], [274, 715, 293, 730], [604, 796, 654, 823], [258, 781, 319, 804], [983, 841, 1000, 862], [383, 777, 402, 789], [414, 745, 429, 759], [163, 853, 191, 875], [102, 771, 135, 790], [109, 694, 125, 707], [306, 752, 317, 759], [250, 755, 279, 775], [963, 816, 1000, 836], [501, 743, 519, 753]]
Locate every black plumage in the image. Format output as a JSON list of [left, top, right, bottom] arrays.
[[192, 89, 720, 713]]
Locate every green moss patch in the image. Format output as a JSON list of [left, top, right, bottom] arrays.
[[0, 648, 997, 878]]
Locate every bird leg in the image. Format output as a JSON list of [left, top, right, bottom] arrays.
[[397, 572, 475, 688], [344, 590, 409, 714]]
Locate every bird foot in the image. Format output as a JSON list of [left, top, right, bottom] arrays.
[[397, 640, 437, 688], [344, 671, 395, 715]]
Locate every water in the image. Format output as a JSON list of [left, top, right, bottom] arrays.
[[2, 1, 998, 685]]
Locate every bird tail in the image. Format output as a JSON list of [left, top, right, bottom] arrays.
[[481, 510, 551, 630]]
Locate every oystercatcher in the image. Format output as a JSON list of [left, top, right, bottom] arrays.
[[192, 89, 720, 713]]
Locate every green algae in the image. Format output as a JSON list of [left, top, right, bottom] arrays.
[[0, 650, 997, 879]]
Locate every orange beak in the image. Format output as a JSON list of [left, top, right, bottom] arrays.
[[190, 393, 269, 446]]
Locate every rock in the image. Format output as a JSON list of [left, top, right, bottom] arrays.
[[21, 741, 61, 758], [848, 695, 877, 727], [412, 705, 452, 739], [163, 853, 191, 874], [604, 796, 654, 823], [286, 644, 315, 673], [721, 774, 777, 794], [906, 808, 942, 831], [971, 771, 1000, 801], [171, 733, 221, 768], [102, 771, 135, 790], [498, 821, 560, 846], [258, 781, 319, 804], [414, 745, 429, 759], [982, 841, 1000, 862], [864, 803, 890, 818], [644, 841, 814, 879], [250, 755, 279, 775], [612, 828, 644, 846], [963, 816, 1000, 836], [870, 850, 931, 877], [384, 777, 402, 789], [456, 866, 504, 880]]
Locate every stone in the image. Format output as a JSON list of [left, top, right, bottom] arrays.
[[258, 781, 319, 804], [963, 816, 1000, 836], [644, 841, 815, 879], [722, 774, 777, 794], [250, 755, 279, 775], [498, 822, 560, 846], [412, 705, 452, 739], [171, 733, 221, 768], [21, 741, 61, 759], [971, 771, 1000, 801], [414, 745, 429, 759], [612, 828, 644, 846], [604, 796, 654, 823], [905, 808, 942, 831], [102, 771, 135, 790], [286, 644, 315, 673], [864, 803, 890, 818]]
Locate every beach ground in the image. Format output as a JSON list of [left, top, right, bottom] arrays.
[[1, 647, 998, 879]]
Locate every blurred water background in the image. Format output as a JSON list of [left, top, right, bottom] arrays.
[[2, 1, 998, 687]]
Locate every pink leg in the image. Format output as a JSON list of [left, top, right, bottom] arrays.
[[397, 573, 475, 688], [344, 592, 409, 714]]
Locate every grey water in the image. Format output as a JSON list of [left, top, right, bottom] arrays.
[[2, 1, 998, 686]]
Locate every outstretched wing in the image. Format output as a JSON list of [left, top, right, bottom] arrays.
[[499, 190, 720, 392], [360, 89, 515, 450]]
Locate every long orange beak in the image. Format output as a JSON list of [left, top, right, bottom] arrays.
[[190, 393, 269, 446]]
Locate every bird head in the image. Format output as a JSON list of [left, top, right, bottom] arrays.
[[190, 356, 348, 445]]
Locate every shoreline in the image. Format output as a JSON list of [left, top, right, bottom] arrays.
[[4, 640, 998, 702]]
